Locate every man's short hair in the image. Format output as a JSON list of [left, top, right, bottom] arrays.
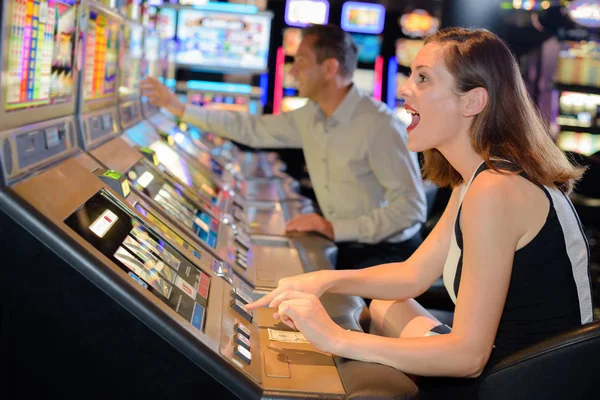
[[302, 24, 358, 79]]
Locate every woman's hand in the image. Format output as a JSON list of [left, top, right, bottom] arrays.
[[269, 290, 346, 354], [244, 271, 333, 311], [140, 76, 185, 118]]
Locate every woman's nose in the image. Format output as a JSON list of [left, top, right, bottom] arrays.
[[397, 79, 413, 99]]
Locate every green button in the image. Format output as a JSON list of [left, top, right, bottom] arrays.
[[103, 170, 122, 180]]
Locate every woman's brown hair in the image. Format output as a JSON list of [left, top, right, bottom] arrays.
[[421, 27, 584, 193]]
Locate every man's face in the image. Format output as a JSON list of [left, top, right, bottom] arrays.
[[290, 35, 327, 100]]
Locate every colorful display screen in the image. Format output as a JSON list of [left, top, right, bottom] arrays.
[[119, 23, 143, 98], [176, 9, 272, 72], [158, 7, 177, 40], [83, 10, 119, 101], [5, 0, 78, 111], [340, 1, 385, 35], [568, 0, 600, 29], [64, 191, 210, 331], [188, 92, 250, 113], [284, 0, 329, 27], [128, 162, 220, 248], [351, 34, 382, 63], [144, 32, 161, 79]]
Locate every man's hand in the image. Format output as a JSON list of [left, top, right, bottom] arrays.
[[285, 213, 334, 240], [140, 76, 185, 118]]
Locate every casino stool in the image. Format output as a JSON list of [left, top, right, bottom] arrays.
[[478, 320, 600, 400], [356, 302, 600, 399], [414, 309, 600, 400]]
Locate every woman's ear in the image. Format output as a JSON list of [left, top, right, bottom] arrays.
[[461, 87, 488, 117]]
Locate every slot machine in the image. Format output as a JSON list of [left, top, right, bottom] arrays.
[[273, 0, 330, 114], [73, 1, 319, 293], [340, 1, 386, 100], [1, 2, 408, 398], [156, 2, 294, 183]]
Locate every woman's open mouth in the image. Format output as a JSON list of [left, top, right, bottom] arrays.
[[405, 104, 420, 133]]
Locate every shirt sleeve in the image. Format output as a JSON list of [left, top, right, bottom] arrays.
[[181, 104, 304, 149], [331, 116, 427, 244]]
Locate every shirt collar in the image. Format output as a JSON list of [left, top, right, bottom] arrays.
[[328, 84, 363, 126]]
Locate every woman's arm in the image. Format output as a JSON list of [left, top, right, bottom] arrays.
[[247, 186, 463, 311], [327, 173, 522, 377], [324, 185, 463, 301]]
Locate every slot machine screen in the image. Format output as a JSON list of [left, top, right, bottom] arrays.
[[284, 0, 330, 27], [5, 0, 78, 111], [340, 1, 385, 35], [128, 162, 220, 248], [119, 23, 143, 98], [351, 34, 382, 63], [83, 10, 120, 101], [65, 191, 210, 332], [353, 68, 374, 96], [176, 9, 272, 72], [144, 33, 161, 79], [188, 92, 250, 113], [158, 7, 177, 40]]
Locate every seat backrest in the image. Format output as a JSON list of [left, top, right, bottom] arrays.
[[479, 321, 600, 400]]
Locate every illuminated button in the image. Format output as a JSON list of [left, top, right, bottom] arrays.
[[234, 332, 251, 350], [232, 289, 252, 305], [234, 322, 251, 339], [236, 250, 248, 261], [236, 258, 248, 271], [234, 344, 252, 365], [231, 298, 252, 322], [234, 233, 251, 250], [233, 208, 247, 222]]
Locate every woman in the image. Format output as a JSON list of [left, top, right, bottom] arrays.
[[245, 27, 594, 395]]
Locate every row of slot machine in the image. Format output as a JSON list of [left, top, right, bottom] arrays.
[[0, 1, 412, 398], [148, 0, 442, 122]]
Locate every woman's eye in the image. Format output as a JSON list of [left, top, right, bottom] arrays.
[[418, 74, 428, 83]]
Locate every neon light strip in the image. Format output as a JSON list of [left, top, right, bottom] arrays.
[[273, 47, 285, 115], [373, 55, 384, 101], [387, 57, 398, 109], [186, 80, 252, 94], [259, 73, 269, 105]]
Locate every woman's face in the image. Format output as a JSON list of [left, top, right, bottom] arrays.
[[398, 43, 466, 153]]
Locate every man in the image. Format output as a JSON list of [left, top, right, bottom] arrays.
[[141, 24, 426, 270]]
